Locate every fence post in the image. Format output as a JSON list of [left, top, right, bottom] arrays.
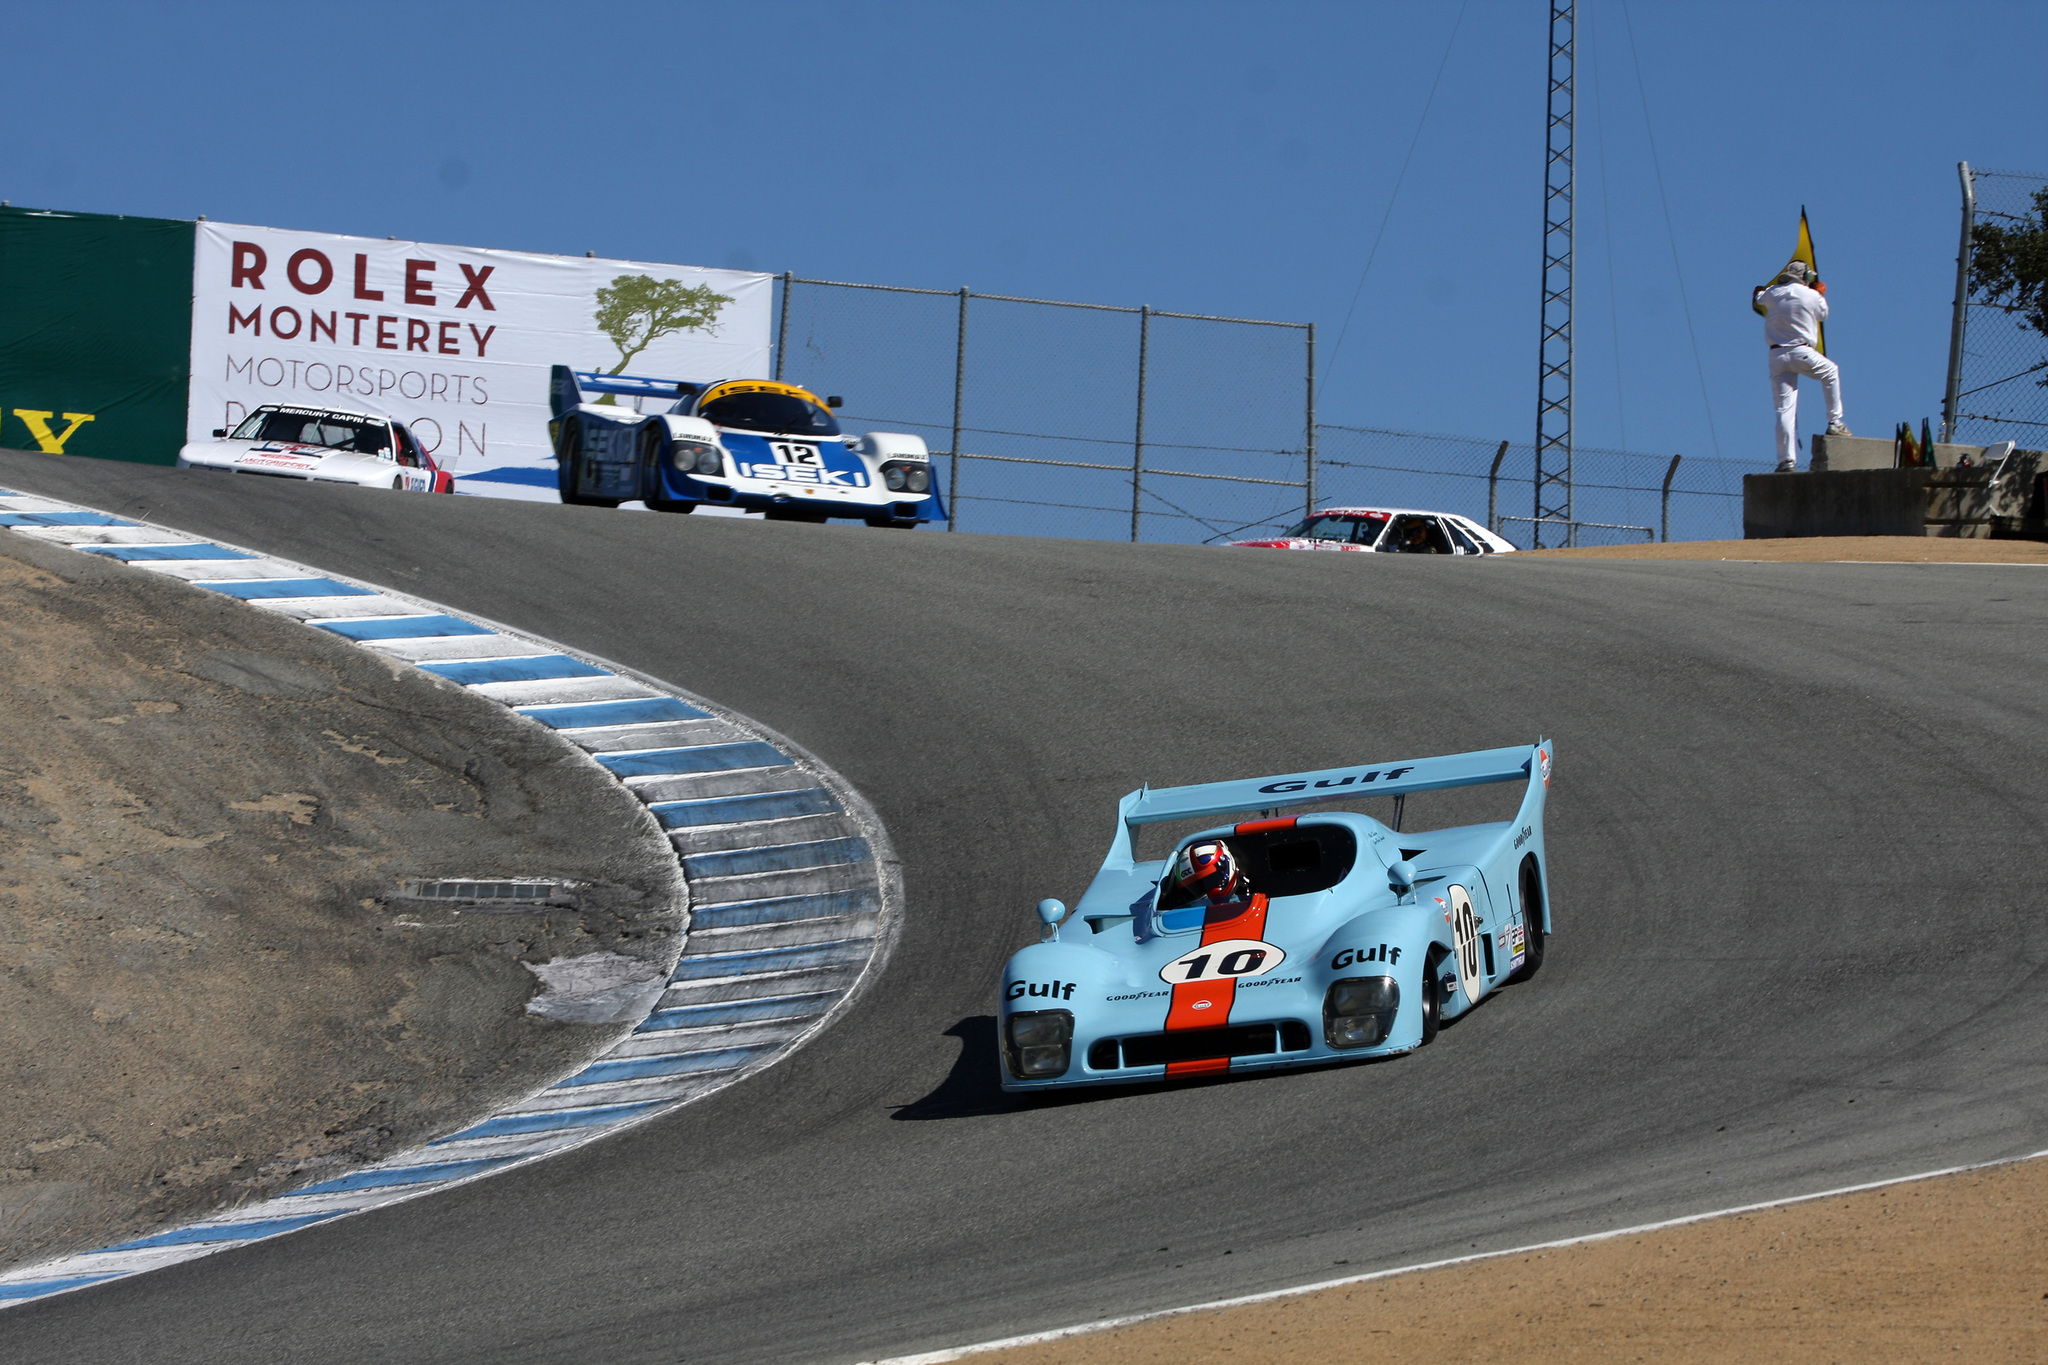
[[775, 272, 792, 381], [1660, 453, 1682, 543], [1941, 162, 1976, 443], [1487, 440, 1509, 535], [1304, 323, 1317, 516], [950, 286, 968, 531], [1131, 305, 1150, 542]]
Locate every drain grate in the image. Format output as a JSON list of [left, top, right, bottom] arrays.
[[399, 879, 572, 905]]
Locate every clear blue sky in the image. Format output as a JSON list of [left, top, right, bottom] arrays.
[[6, 0, 2044, 468]]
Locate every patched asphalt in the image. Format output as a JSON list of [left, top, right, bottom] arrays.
[[0, 450, 2042, 1365]]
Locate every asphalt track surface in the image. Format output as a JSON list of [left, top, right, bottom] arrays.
[[2, 452, 2044, 1364]]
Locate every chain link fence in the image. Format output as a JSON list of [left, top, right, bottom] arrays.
[[1952, 168, 2048, 445], [771, 274, 1750, 547]]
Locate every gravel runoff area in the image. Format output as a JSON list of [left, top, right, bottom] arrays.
[[1524, 535, 2048, 563], [959, 1155, 2048, 1364], [0, 531, 683, 1272]]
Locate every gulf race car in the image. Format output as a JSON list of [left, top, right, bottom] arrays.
[[1232, 506, 1515, 554], [999, 742, 1553, 1092], [547, 368, 946, 526], [177, 404, 454, 492]]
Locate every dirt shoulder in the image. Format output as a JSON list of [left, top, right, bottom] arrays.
[[0, 533, 682, 1271], [977, 1155, 2048, 1364], [1522, 535, 2048, 563]]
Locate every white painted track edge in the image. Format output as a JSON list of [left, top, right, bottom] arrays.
[[856, 1146, 2048, 1363]]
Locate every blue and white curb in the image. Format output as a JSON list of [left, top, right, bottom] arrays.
[[0, 488, 901, 1307]]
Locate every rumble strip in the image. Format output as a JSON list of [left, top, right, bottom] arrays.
[[0, 488, 900, 1308]]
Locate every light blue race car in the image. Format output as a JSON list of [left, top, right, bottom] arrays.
[[999, 742, 1554, 1092]]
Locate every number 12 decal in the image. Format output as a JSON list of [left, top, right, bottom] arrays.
[[771, 442, 822, 466], [1159, 937, 1287, 984]]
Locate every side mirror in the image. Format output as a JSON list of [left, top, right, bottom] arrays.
[[1386, 860, 1417, 895], [826, 395, 843, 409], [1037, 898, 1066, 941], [211, 428, 226, 438]]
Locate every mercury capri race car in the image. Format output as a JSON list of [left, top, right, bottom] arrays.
[[999, 741, 1552, 1092], [547, 368, 945, 526], [177, 404, 454, 492], [1232, 506, 1514, 554]]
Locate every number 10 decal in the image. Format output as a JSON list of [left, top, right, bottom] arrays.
[[1159, 937, 1287, 984], [1448, 884, 1485, 1003]]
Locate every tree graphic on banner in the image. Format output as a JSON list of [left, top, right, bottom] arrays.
[[594, 274, 733, 377]]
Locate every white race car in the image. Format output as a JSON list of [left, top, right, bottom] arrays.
[[548, 368, 943, 527], [178, 404, 455, 493], [1232, 506, 1514, 554]]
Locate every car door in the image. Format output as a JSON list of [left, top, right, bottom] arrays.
[[1432, 868, 1500, 1009]]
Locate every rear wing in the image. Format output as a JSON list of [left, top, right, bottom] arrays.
[[549, 365, 702, 418], [1118, 741, 1551, 843]]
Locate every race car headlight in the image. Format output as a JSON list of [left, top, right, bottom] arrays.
[[1005, 1009, 1074, 1079], [672, 441, 722, 476], [884, 466, 906, 491], [1323, 976, 1399, 1049], [906, 466, 930, 492]]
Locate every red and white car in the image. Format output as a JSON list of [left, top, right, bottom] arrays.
[[178, 404, 454, 493], [1232, 506, 1514, 555]]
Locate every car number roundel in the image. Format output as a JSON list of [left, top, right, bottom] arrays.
[[1159, 938, 1286, 984]]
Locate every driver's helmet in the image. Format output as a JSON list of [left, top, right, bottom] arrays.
[[1174, 840, 1244, 903]]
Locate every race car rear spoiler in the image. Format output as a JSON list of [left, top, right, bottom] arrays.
[[549, 365, 701, 418], [1120, 741, 1550, 834]]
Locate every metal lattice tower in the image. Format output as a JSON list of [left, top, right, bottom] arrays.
[[1533, 1, 1574, 546]]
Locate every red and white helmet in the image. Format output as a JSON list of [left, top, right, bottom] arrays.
[[1174, 840, 1243, 903]]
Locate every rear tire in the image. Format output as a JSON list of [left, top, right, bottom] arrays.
[[555, 427, 622, 508], [1419, 946, 1446, 1045], [1509, 855, 1546, 983]]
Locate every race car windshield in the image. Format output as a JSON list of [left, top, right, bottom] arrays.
[[230, 410, 391, 454], [699, 392, 841, 436], [1282, 513, 1385, 544]]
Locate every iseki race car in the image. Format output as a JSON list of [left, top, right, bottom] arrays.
[[177, 404, 455, 493], [1232, 506, 1514, 554], [998, 742, 1553, 1092], [547, 368, 946, 526]]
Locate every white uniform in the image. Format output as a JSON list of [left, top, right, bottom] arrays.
[[1762, 281, 1842, 468]]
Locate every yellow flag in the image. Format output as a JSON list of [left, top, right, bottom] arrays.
[[1753, 208, 1826, 355]]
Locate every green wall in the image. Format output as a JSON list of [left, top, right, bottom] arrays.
[[0, 205, 194, 465]]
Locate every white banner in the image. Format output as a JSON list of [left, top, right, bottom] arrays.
[[189, 223, 771, 498]]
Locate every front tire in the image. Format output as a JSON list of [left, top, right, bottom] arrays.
[[646, 497, 697, 514], [865, 516, 920, 529], [1419, 946, 1447, 1045]]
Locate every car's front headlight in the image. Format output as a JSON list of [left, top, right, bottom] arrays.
[[906, 465, 930, 492], [1323, 976, 1399, 1049], [672, 441, 723, 476], [1005, 1009, 1074, 1078], [884, 466, 906, 491]]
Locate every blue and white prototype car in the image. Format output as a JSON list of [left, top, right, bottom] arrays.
[[999, 742, 1554, 1092], [547, 367, 946, 526]]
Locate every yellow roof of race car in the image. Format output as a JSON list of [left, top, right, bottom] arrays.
[[697, 379, 829, 407]]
